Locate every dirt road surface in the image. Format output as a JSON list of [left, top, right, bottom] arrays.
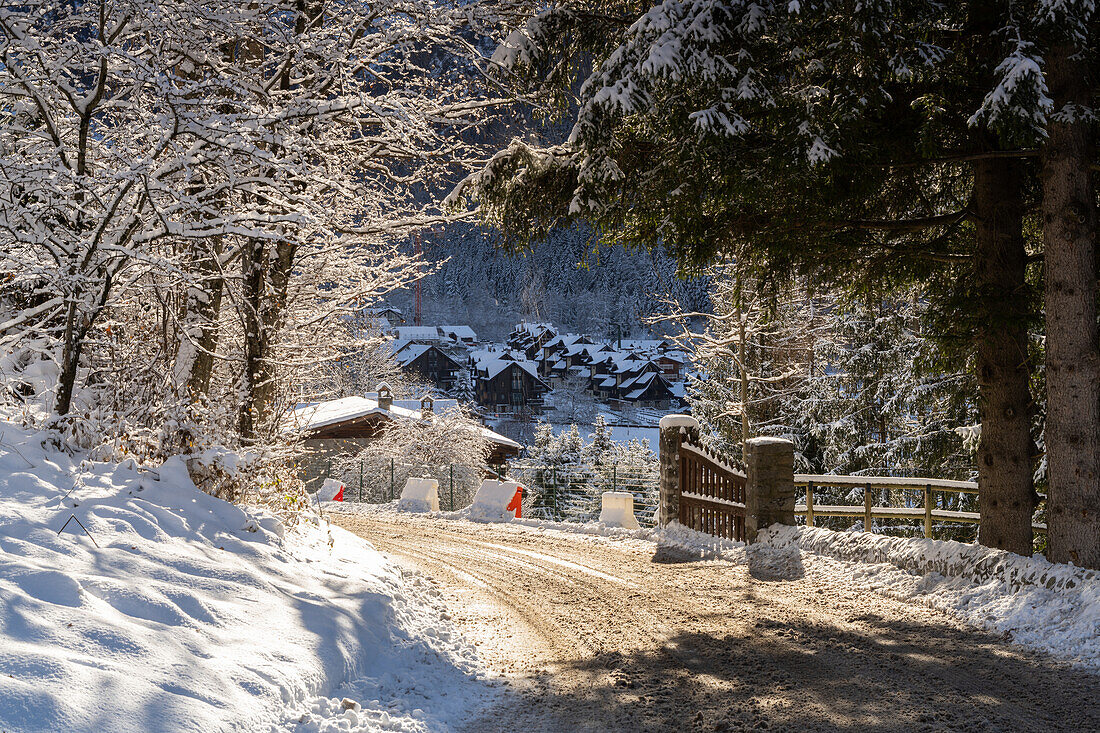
[[333, 512, 1100, 732]]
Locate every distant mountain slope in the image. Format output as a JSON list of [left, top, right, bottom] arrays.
[[388, 222, 709, 341]]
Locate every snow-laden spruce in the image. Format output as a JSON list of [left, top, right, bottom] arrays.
[[0, 425, 498, 732]]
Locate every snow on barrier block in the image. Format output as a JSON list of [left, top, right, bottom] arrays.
[[599, 491, 640, 529], [319, 478, 344, 502], [469, 479, 521, 521], [399, 477, 440, 513]]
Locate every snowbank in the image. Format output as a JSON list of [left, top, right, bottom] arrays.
[[777, 525, 1099, 592], [655, 522, 1100, 671], [0, 423, 496, 732], [761, 525, 1100, 670]]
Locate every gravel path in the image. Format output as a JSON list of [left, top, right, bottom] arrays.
[[333, 512, 1100, 732]]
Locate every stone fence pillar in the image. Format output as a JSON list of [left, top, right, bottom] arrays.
[[658, 414, 698, 526], [745, 437, 796, 542]]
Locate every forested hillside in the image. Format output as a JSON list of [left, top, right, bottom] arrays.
[[387, 224, 709, 340]]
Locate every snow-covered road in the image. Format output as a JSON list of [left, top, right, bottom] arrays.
[[334, 511, 1100, 732]]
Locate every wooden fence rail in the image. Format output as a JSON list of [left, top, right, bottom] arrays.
[[795, 475, 1047, 538]]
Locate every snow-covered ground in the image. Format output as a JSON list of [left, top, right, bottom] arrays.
[[332, 501, 1100, 672], [0, 424, 499, 733]]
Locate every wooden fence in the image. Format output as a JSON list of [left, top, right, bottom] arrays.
[[664, 417, 1047, 544], [795, 475, 1048, 538], [678, 431, 746, 541]]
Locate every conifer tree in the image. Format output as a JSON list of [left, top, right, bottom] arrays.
[[459, 0, 1048, 555], [584, 414, 615, 465]]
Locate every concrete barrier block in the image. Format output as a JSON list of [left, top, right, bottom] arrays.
[[599, 491, 640, 529], [399, 477, 439, 513]]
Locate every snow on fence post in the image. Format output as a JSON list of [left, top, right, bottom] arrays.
[[745, 437, 796, 543], [658, 414, 698, 526]]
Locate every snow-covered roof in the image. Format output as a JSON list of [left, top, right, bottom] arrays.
[[513, 322, 554, 337], [564, 343, 605, 358], [616, 338, 670, 351], [393, 326, 442, 342], [287, 396, 387, 433], [618, 372, 643, 391], [609, 353, 651, 372], [620, 371, 663, 394], [286, 395, 519, 449], [395, 343, 431, 367], [440, 325, 477, 341], [543, 333, 582, 349], [479, 356, 542, 382]]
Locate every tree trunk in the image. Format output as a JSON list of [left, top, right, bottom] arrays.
[[55, 310, 84, 417], [173, 239, 224, 399], [735, 279, 750, 462], [238, 239, 295, 442], [1040, 42, 1100, 568], [971, 159, 1036, 555], [55, 268, 112, 417]]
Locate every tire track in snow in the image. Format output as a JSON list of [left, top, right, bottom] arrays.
[[334, 512, 1100, 733]]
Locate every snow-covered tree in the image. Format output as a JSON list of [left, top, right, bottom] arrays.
[[666, 264, 822, 464], [583, 414, 614, 465], [548, 371, 598, 424], [346, 406, 492, 505], [800, 294, 975, 481], [0, 0, 509, 470]]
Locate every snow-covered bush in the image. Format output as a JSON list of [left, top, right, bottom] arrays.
[[341, 407, 493, 507]]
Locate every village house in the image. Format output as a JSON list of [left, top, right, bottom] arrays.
[[391, 341, 464, 391], [507, 322, 557, 361], [588, 350, 679, 409], [367, 305, 405, 326], [287, 386, 521, 491], [470, 349, 551, 413], [439, 325, 478, 345]]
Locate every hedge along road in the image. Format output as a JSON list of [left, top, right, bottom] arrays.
[[331, 511, 1100, 733]]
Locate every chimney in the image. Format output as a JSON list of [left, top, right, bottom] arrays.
[[420, 395, 434, 419], [376, 382, 393, 410]]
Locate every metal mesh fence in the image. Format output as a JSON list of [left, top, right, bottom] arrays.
[[325, 456, 661, 526], [504, 462, 659, 527]]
